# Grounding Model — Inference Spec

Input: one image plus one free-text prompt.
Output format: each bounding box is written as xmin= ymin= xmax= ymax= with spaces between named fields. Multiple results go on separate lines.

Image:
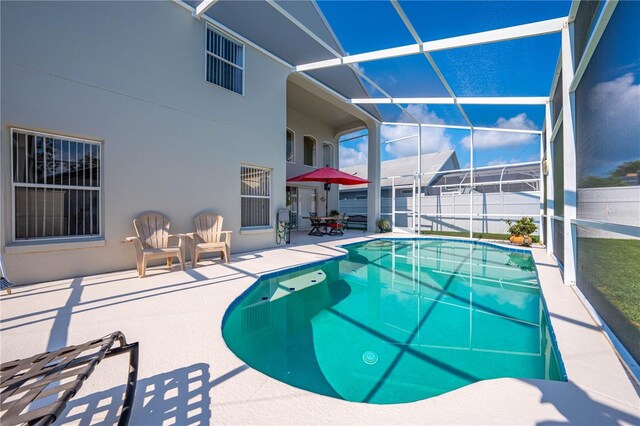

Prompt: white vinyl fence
xmin=340 ymin=191 xmax=541 ymax=235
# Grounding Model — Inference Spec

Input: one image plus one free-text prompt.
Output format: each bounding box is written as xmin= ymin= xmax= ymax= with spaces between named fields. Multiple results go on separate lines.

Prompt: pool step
xmin=269 ymin=270 xmax=327 ymax=302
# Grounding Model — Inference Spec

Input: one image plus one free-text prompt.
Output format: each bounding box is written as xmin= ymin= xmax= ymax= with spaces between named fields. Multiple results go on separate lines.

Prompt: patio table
xmin=303 ymin=216 xmax=337 ymax=236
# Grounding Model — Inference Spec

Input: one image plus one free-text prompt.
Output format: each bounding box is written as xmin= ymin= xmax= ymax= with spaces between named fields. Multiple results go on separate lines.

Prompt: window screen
xmin=241 ymin=165 xmax=271 ymax=228
xmin=206 ymin=26 xmax=244 ymax=94
xmin=12 ymin=129 xmax=101 ymax=240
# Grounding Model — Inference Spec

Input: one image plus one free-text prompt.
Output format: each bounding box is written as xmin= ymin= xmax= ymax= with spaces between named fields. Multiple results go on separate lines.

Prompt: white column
xmin=544 ymin=102 xmax=555 ymax=255
xmin=538 ymin=133 xmax=545 ymax=246
xmin=417 ymin=124 xmax=422 ymax=234
xmin=412 ymin=175 xmax=417 ymax=230
xmin=391 ymin=177 xmax=396 ymax=230
xmin=561 ymin=22 xmax=577 ymax=285
xmin=469 ymin=129 xmax=474 ymax=238
xmin=367 ymin=122 xmax=381 ymax=232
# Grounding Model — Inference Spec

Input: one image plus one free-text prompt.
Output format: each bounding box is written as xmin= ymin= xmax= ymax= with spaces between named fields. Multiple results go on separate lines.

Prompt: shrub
xmin=376 ymin=218 xmax=391 ymax=233
xmin=505 ymin=217 xmax=537 ymax=236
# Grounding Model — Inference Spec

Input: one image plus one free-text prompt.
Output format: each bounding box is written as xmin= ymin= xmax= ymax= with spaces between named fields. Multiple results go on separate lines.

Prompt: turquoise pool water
xmin=222 ymin=239 xmax=565 ymax=404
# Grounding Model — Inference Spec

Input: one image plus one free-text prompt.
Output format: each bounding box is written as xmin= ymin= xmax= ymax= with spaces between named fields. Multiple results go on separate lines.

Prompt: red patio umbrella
xmin=287 ymin=167 xmax=370 ymax=216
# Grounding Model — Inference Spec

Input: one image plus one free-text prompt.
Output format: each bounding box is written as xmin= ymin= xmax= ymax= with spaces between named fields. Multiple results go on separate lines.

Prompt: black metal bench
xmin=345 ymin=215 xmax=367 ymax=231
xmin=0 ymin=331 xmax=138 ymax=426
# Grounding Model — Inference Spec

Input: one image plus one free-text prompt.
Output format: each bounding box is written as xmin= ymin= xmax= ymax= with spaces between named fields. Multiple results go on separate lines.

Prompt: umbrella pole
xmin=324 ymin=182 xmax=331 ymax=216
xmin=326 ymin=190 xmax=328 ymax=217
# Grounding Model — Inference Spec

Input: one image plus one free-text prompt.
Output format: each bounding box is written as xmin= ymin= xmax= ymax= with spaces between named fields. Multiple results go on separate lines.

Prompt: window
xmin=241 ymin=165 xmax=271 ymax=228
xmin=11 ymin=129 xmax=101 ymax=240
xmin=206 ymin=25 xmax=244 ymax=95
xmin=303 ymin=136 xmax=316 ymax=167
xmin=286 ymin=129 xmax=294 ymax=163
xmin=322 ymin=142 xmax=333 ymax=168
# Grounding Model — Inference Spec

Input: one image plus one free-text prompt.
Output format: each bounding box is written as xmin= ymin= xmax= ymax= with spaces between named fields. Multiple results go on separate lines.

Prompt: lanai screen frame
xmin=289 ymin=0 xmax=552 ymax=241
xmin=180 ymin=0 xmax=636 ymax=268
xmin=181 ymin=0 xmax=638 ymax=378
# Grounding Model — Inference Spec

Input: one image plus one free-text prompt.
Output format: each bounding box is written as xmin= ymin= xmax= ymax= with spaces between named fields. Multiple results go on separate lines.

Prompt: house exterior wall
xmin=1 ymin=1 xmax=290 ymax=284
xmin=285 ymin=108 xmax=338 ymax=221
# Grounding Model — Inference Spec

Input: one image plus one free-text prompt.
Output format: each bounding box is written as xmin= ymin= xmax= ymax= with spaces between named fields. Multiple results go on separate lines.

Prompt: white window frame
xmin=303 ymin=135 xmax=317 ymax=168
xmin=322 ymin=141 xmax=334 ymax=168
xmin=10 ymin=128 xmax=103 ymax=242
xmin=240 ymin=164 xmax=272 ymax=229
xmin=286 ymin=128 xmax=295 ymax=164
xmin=205 ymin=23 xmax=245 ymax=96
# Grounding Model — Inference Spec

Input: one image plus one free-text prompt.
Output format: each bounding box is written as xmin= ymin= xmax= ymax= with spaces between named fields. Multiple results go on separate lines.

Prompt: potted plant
xmin=376 ymin=218 xmax=392 ymax=233
xmin=505 ymin=217 xmax=537 ymax=246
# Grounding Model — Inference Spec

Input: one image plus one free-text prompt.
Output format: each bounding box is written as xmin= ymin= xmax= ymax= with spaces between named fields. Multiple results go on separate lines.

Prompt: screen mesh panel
xmin=576 ymin=226 xmax=639 ymax=363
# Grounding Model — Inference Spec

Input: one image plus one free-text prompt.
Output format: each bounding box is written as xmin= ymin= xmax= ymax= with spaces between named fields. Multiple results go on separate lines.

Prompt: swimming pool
xmin=222 ymin=238 xmax=565 ymax=404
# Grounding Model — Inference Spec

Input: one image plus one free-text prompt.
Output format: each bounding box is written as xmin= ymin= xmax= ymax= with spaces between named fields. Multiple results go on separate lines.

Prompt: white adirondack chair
xmin=124 ymin=212 xmax=186 ymax=278
xmin=188 ymin=212 xmax=232 ymax=267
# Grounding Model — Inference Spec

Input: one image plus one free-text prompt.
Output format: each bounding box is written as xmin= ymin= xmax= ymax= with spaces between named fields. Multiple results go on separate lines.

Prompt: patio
xmin=1 ymin=235 xmax=638 ymax=425
xmin=1 ymin=0 xmax=638 ymax=424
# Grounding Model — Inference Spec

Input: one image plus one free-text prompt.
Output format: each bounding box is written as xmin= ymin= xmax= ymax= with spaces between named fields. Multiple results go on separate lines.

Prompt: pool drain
xmin=362 ymin=351 xmax=379 ymax=365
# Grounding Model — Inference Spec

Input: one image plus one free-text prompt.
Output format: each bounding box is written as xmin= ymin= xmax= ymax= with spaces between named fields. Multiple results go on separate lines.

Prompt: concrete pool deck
xmin=1 ymin=233 xmax=638 ymax=425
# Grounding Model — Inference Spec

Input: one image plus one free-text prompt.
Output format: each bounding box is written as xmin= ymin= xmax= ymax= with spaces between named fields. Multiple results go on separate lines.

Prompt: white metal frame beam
xmin=544 ymin=101 xmax=555 ymax=255
xmin=265 ymin=0 xmax=422 ymax=125
xmin=351 ymin=97 xmax=549 ymax=105
xmin=424 ymin=17 xmax=566 ymax=52
xmin=458 ymin=96 xmax=549 ymax=105
xmin=295 ymin=17 xmax=566 ymax=72
xmin=268 ymin=0 xmax=553 ymax=138
xmin=381 ymin=121 xmax=542 ymax=135
xmin=390 ymin=0 xmax=473 ymax=152
xmin=193 ymin=0 xmax=218 ymax=18
xmin=569 ymin=0 xmax=618 ymax=92
xmin=561 ymin=21 xmax=577 ymax=286
xmin=265 ymin=0 xmax=342 ymax=58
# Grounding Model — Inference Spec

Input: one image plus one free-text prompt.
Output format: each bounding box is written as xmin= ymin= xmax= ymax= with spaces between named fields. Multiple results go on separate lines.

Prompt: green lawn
xmin=577 ymin=238 xmax=640 ymax=330
xmin=420 ymin=230 xmax=540 ymax=243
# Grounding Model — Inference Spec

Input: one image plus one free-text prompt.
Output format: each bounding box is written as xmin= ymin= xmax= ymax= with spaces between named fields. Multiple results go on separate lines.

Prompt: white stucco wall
xmin=1 ymin=1 xmax=290 ymax=284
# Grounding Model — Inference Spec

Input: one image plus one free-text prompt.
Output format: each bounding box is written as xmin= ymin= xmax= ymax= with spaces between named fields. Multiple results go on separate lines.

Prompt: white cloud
xmin=382 ymin=105 xmax=453 ymax=159
xmin=486 ymin=159 xmax=510 ymax=166
xmin=485 ymin=157 xmax=532 ymax=167
xmin=339 ymin=141 xmax=368 ymax=167
xmin=352 ymin=63 xmax=366 ymax=75
xmin=578 ymin=72 xmax=640 ymax=173
xmin=461 ymin=113 xmax=538 ymax=150
xmin=590 ymin=73 xmax=640 ymax=116
xmin=474 ymin=285 xmax=532 ymax=309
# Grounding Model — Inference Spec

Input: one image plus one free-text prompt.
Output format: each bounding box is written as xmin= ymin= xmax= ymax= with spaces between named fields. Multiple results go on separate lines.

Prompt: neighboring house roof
xmin=430 ymin=163 xmax=540 ymax=186
xmin=195 ymin=0 xmax=381 ymax=121
xmin=340 ymin=150 xmax=459 ymax=190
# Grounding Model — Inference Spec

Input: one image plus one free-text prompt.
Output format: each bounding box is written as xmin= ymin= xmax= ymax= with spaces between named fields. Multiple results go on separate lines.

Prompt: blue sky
xmin=315 ymin=0 xmax=574 ymax=169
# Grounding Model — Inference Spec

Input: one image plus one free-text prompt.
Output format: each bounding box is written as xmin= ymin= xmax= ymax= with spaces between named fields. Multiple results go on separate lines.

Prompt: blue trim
xmin=339 ymin=236 xmax=533 ymax=254
xmin=534 ymin=266 xmax=570 ymax=381
xmin=258 ymin=255 xmax=347 ymax=281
